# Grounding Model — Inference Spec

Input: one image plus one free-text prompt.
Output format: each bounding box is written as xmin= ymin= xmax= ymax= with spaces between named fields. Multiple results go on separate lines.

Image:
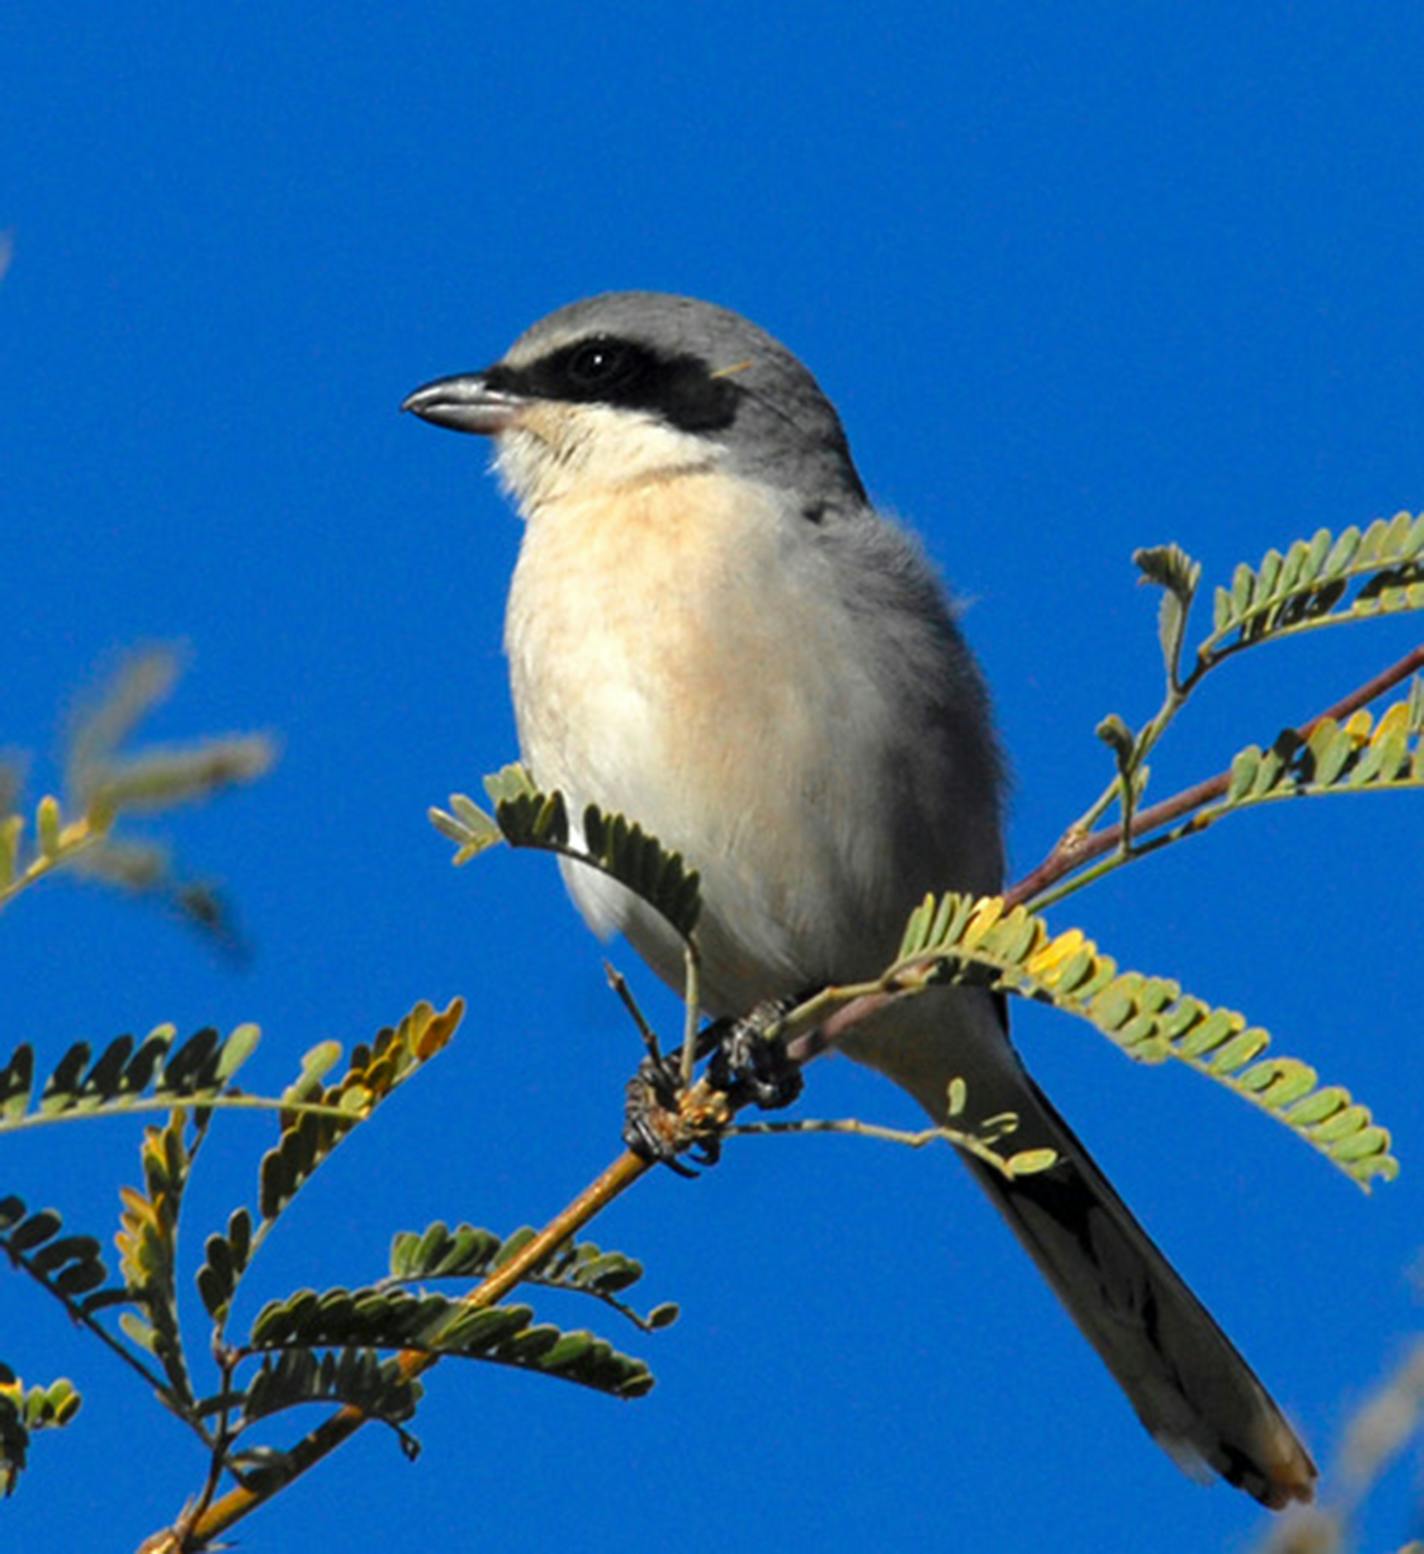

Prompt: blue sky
xmin=4 ymin=5 xmax=1423 ymax=1550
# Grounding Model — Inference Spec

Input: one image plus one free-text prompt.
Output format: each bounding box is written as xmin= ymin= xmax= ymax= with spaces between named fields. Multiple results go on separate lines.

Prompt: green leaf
xmin=0 ymin=1021 xmax=271 ymax=1133
xmin=482 ymin=761 xmax=540 ymax=808
xmin=0 ymin=1197 xmax=124 ymax=1329
xmin=578 ymin=803 xmax=701 ymax=937
xmin=81 ymin=740 xmax=275 ymax=818
xmin=428 ymin=795 xmax=503 ymax=864
xmin=1198 ymin=512 xmax=1424 ymax=665
xmin=1211 ymin=584 xmax=1233 ymax=633
xmin=384 ymin=1223 xmax=675 ymax=1333
xmin=479 ymin=763 xmax=569 ymax=850
xmin=1135 ymin=544 xmax=1202 ymax=686
xmin=243 ymin=1284 xmax=654 ymax=1400
xmin=1203 ymin=697 xmax=1424 ymax=826
xmin=118 ymin=1313 xmax=156 ymax=1352
xmin=1226 ymin=748 xmax=1260 ymax=803
xmin=1094 ymin=714 xmax=1134 ymax=763
xmin=466 ymin=767 xmax=702 ymax=941
xmin=233 ymin=1347 xmax=422 ymax=1458
xmin=1323 ymin=525 xmax=1362 ymax=576
xmin=214 ymin=1024 xmax=261 ymax=1084
xmin=196 ymin=1208 xmax=252 ymax=1325
xmin=1134 ymin=543 xmax=1202 ymax=599
xmin=114 ymin=1115 xmax=197 ymax=1405
xmin=0 ymin=816 xmax=21 ymax=890
xmin=6 ymin=1208 xmax=61 ymax=1254
xmin=35 ymin=797 xmax=61 ymax=859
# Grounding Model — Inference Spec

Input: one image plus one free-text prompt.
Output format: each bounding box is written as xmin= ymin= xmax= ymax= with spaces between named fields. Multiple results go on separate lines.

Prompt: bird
xmin=402 ymin=290 xmax=1317 ymax=1509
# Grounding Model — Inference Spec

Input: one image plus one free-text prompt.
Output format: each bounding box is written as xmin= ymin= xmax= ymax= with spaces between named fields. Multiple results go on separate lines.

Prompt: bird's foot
xmin=706 ymin=997 xmax=804 ymax=1112
xmin=623 ymin=1046 xmax=731 ymax=1175
xmin=622 ymin=1000 xmax=803 ymax=1172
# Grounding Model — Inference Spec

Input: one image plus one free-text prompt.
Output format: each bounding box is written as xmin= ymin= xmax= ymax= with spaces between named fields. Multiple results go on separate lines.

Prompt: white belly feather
xmin=504 ymin=468 xmax=995 ymax=1016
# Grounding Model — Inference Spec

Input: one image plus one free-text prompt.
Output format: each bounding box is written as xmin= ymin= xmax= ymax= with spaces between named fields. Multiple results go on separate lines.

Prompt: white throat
xmin=493 ymin=401 xmax=724 ymax=513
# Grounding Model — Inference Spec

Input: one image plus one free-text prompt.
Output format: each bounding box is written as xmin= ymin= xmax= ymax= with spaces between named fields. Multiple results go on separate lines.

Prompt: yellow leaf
xmin=961 ymin=896 xmax=1005 ymax=951
xmin=1026 ymin=928 xmax=1089 ymax=979
xmin=1372 ymin=701 xmax=1412 ymax=742
xmin=36 ymin=796 xmax=61 ymax=858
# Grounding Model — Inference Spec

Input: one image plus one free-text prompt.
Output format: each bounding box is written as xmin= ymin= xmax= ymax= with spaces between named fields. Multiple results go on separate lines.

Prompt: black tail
xmin=960 ymin=1068 xmax=1316 ymax=1508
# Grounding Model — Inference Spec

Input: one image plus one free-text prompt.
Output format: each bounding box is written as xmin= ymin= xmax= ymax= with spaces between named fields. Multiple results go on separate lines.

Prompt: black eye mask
xmin=488 ymin=335 xmax=741 ymax=433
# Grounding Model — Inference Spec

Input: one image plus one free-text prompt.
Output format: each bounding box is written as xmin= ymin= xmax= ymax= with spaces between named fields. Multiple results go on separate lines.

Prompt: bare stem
xmin=726 ymin=1115 xmax=1043 ymax=1177
xmin=604 ymin=962 xmax=661 ymax=1060
xmin=1009 ymin=641 xmax=1423 ymax=909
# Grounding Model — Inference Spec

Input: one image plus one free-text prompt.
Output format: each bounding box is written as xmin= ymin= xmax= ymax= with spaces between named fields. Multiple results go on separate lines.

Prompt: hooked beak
xmin=401 ymin=372 xmax=527 ymax=435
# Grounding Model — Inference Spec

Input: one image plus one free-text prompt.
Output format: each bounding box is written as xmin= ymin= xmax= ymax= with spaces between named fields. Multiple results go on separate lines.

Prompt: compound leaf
xmin=0 ymin=1022 xmax=262 ymax=1133
xmin=244 ymin=1284 xmax=653 ymax=1400
xmin=894 ymin=893 xmax=1398 ymax=1189
xmin=385 ymin=1222 xmax=677 ymax=1334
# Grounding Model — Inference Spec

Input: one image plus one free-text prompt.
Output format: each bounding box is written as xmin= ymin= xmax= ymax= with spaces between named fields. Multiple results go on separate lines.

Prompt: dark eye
xmin=564 ymin=338 xmax=639 ymax=391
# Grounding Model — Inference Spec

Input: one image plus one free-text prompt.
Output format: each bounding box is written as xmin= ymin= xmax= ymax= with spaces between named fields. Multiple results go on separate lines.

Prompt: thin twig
xmin=679 ymin=945 xmax=702 ymax=1091
xmin=726 ymin=1115 xmax=1047 ymax=1177
xmin=1008 ymin=641 xmax=1423 ymax=908
xmin=604 ymin=962 xmax=661 ymax=1061
xmin=190 ymin=1349 xmax=240 ymax=1530
xmin=24 ymin=1268 xmax=172 ymax=1408
xmin=0 ymin=811 xmax=110 ymax=909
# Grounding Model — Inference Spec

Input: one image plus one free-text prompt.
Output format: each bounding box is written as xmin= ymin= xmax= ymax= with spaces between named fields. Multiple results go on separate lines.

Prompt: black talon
xmin=623 ymin=1049 xmax=694 ymax=1172
xmin=623 ymin=1046 xmax=731 ymax=1174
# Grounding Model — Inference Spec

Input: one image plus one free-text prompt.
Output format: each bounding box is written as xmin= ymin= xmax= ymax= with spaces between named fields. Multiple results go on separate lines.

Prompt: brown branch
xmin=1006 ymin=640 xmax=1424 ymax=908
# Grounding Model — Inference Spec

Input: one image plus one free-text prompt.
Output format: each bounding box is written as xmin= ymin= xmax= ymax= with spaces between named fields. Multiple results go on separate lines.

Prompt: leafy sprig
xmin=385 ymin=1221 xmax=680 ymax=1335
xmin=0 ymin=1367 xmax=80 ymax=1497
xmin=432 ymin=763 xmax=705 ymax=1075
xmin=432 ymin=763 xmax=701 ymax=938
xmin=1025 ymin=516 xmax=1424 ymax=910
xmin=245 ymin=1285 xmax=654 ymax=1399
xmin=890 ymin=894 xmax=1397 ymax=1188
xmin=0 ymin=1023 xmax=262 ymax=1133
xmin=1 ymin=650 xmax=275 ymax=940
xmin=1199 ymin=513 xmax=1424 ymax=666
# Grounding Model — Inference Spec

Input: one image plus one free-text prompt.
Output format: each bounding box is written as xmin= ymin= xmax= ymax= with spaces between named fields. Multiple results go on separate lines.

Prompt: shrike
xmin=403 ymin=291 xmax=1316 ymax=1508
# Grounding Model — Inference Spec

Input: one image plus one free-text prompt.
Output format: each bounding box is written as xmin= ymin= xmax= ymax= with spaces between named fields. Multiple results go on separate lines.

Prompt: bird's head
xmin=402 ymin=290 xmax=867 ymax=514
